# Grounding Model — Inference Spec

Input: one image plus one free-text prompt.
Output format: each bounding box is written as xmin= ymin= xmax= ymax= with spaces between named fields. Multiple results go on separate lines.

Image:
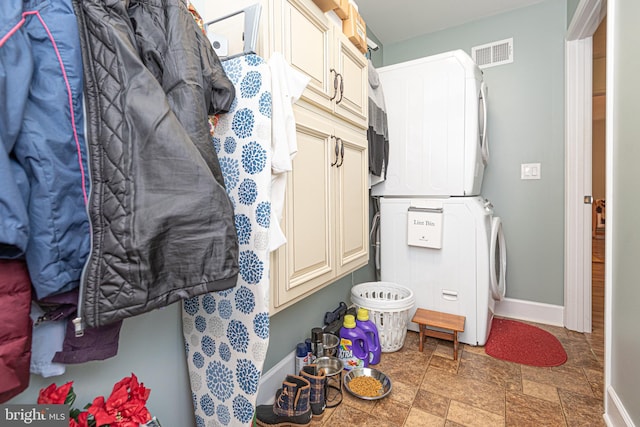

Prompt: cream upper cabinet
xmin=277 ymin=0 xmax=332 ymax=109
xmin=271 ymin=103 xmax=368 ymax=312
xmin=276 ymin=0 xmax=368 ymax=129
xmin=332 ymin=31 xmax=368 ymax=128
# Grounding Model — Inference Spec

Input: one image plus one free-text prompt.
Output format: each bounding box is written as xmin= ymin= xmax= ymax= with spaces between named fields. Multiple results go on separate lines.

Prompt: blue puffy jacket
xmin=0 ymin=0 xmax=90 ymax=299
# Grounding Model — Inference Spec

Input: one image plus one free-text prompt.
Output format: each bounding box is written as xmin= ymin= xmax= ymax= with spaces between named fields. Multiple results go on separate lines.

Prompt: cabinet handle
xmin=336 ymin=137 xmax=344 ymax=168
xmin=330 ymin=136 xmax=339 ymax=166
xmin=329 ymin=68 xmax=338 ymax=101
xmin=336 ymin=73 xmax=344 ymax=104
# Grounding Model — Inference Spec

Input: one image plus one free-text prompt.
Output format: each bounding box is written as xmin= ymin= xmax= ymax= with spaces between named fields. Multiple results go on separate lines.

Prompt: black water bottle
xmin=311 ymin=327 xmax=324 ymax=358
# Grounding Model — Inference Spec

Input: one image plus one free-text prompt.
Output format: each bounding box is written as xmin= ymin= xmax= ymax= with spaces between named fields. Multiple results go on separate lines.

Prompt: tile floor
xmin=313 ymin=325 xmax=605 ymax=427
xmin=308 ymin=236 xmax=606 ymax=426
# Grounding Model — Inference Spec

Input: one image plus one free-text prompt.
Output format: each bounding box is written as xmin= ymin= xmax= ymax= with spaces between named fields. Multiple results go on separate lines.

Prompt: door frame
xmin=564 ymin=0 xmax=606 ymax=333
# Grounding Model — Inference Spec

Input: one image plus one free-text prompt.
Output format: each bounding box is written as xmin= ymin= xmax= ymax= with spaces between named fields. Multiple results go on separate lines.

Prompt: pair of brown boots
xmin=255 ymin=364 xmax=326 ymax=426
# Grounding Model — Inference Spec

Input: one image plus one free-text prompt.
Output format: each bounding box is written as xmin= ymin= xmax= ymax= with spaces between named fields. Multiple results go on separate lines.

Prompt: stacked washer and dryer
xmin=371 ymin=50 xmax=506 ymax=346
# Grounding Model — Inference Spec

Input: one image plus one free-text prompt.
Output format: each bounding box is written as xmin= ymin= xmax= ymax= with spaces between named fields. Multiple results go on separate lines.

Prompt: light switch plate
xmin=521 ymin=163 xmax=541 ymax=180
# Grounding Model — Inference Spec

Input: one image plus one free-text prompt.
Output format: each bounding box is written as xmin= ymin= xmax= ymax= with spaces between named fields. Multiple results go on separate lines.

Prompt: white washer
xmin=379 ymin=196 xmax=506 ymax=346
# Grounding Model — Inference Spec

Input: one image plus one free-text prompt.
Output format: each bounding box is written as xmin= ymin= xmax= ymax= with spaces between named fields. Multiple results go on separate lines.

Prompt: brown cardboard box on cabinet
xmin=342 ymin=4 xmax=367 ymax=53
xmin=334 ymin=0 xmax=349 ymax=19
xmin=312 ymin=0 xmax=339 ymax=12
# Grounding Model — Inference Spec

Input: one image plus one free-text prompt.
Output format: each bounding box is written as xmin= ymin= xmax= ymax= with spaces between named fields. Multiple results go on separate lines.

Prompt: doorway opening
xmin=563 ymin=0 xmax=606 ymax=339
xmin=588 ymin=16 xmax=606 ymax=363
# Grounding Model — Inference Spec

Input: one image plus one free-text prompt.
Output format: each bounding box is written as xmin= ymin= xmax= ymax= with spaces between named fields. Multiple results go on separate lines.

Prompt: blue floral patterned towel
xmin=183 ymin=53 xmax=271 ymax=427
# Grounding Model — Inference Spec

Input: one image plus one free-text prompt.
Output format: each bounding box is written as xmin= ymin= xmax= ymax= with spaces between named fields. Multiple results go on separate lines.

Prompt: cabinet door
xmin=333 ymin=120 xmax=369 ymax=276
xmin=274 ymin=105 xmax=335 ymax=309
xmin=334 ymin=32 xmax=368 ymax=129
xmin=278 ymin=0 xmax=334 ymax=113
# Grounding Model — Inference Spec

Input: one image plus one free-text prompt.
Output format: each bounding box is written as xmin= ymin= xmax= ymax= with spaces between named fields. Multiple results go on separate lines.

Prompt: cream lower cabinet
xmin=270 ymin=103 xmax=369 ymax=312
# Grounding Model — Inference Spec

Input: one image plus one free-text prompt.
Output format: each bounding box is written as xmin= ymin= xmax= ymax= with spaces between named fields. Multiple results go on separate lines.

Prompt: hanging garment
xmin=0 ymin=0 xmax=90 ymax=300
xmin=30 ymin=287 xmax=123 ymax=376
xmin=0 ymin=260 xmax=32 ymax=403
xmin=367 ymin=59 xmax=389 ymax=179
xmin=29 ymin=302 xmax=66 ymax=378
xmin=268 ymin=52 xmax=310 ymax=251
xmin=35 ymin=288 xmax=123 ymax=364
xmin=128 ymin=0 xmax=235 ymax=187
xmin=72 ymin=0 xmax=239 ymax=329
xmin=183 ymin=54 xmax=272 ymax=427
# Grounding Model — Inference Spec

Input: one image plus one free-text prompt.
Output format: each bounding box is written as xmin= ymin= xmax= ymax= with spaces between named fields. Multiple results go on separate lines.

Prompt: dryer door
xmin=490 ymin=216 xmax=506 ymax=300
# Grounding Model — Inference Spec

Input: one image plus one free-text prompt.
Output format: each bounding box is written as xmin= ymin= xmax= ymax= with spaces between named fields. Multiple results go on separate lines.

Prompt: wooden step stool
xmin=411 ymin=308 xmax=465 ymax=360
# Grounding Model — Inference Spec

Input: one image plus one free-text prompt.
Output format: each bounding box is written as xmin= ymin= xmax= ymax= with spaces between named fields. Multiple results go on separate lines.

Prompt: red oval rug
xmin=484 ymin=318 xmax=567 ymax=367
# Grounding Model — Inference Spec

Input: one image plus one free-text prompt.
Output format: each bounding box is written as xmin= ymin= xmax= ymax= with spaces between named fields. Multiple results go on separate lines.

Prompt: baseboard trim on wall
xmin=604 ymin=385 xmax=636 ymax=427
xmin=494 ymin=297 xmax=565 ymax=326
xmin=257 ymin=351 xmax=295 ymax=406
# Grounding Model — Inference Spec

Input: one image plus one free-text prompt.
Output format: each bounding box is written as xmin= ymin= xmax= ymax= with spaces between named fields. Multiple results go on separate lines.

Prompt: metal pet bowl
xmin=315 ymin=356 xmax=343 ymax=377
xmin=322 ymin=333 xmax=339 ymax=357
xmin=343 ymin=367 xmax=392 ymax=400
xmin=315 ymin=356 xmax=344 ymax=408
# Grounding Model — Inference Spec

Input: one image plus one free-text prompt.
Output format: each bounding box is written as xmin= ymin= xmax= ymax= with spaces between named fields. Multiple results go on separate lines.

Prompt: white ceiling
xmin=357 ymin=0 xmax=547 ymax=46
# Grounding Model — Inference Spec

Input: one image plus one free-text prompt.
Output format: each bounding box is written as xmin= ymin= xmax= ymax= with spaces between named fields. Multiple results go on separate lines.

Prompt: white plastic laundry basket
xmin=350 ymin=282 xmax=415 ymax=352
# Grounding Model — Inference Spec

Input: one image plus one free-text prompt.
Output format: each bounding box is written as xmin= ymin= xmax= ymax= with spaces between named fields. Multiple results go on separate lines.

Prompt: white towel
xmin=267 ymin=52 xmax=310 ymax=251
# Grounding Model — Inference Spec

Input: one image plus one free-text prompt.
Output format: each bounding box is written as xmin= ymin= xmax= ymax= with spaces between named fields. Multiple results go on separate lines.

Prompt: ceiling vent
xmin=471 ymin=38 xmax=514 ymax=69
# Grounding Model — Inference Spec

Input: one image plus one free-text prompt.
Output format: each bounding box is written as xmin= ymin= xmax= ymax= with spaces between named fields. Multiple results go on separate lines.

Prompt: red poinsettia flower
xmin=69 ymin=411 xmax=90 ymax=427
xmin=88 ymin=373 xmax=151 ymax=427
xmin=37 ymin=381 xmax=74 ymax=405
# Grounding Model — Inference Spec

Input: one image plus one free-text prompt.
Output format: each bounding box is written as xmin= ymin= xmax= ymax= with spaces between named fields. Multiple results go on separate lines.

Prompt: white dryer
xmin=371 ymin=50 xmax=488 ymax=197
xmin=379 ymin=196 xmax=506 ymax=346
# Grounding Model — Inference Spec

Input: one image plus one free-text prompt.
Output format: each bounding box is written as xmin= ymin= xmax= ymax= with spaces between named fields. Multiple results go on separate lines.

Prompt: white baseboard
xmin=494 ymin=297 xmax=565 ymax=326
xmin=257 ymin=351 xmax=295 ymax=405
xmin=604 ymin=386 xmax=636 ymax=427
